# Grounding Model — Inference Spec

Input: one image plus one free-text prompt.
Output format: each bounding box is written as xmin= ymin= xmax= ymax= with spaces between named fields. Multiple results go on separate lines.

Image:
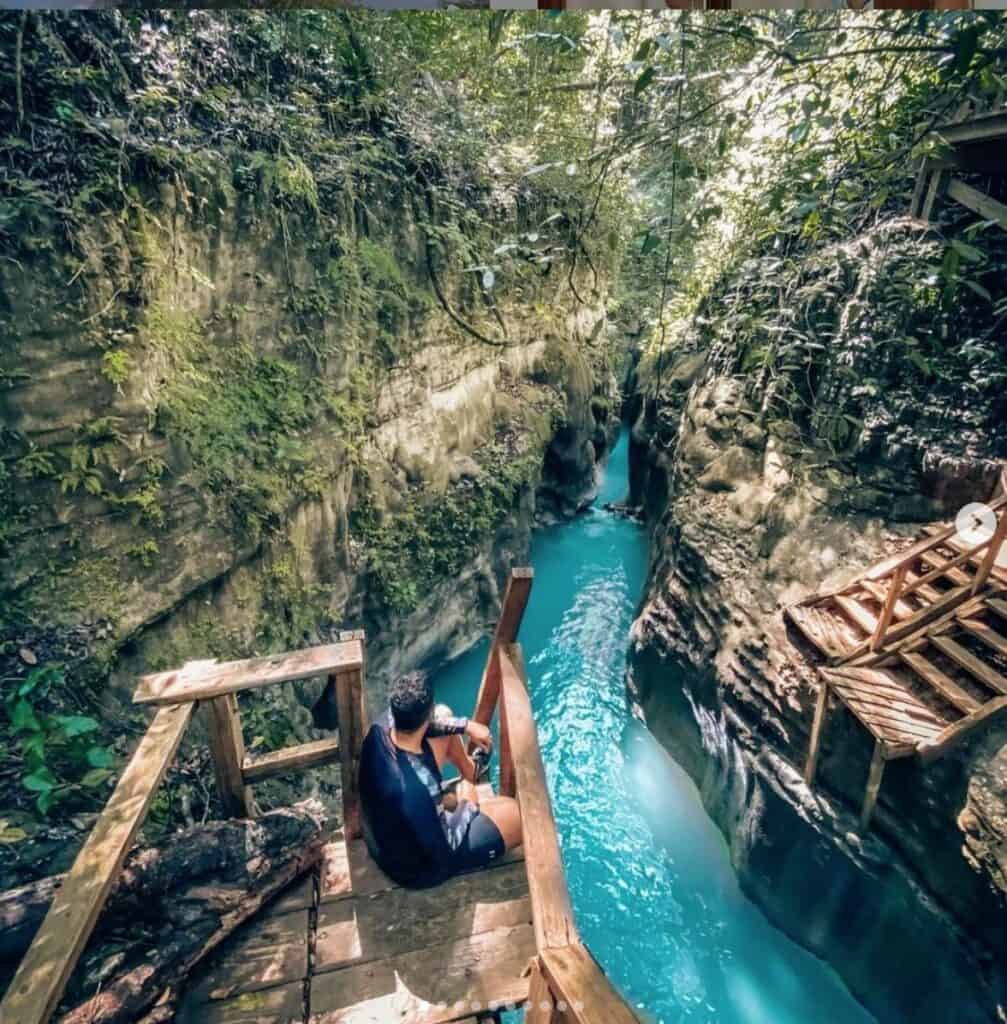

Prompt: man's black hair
xmin=389 ymin=670 xmax=434 ymax=732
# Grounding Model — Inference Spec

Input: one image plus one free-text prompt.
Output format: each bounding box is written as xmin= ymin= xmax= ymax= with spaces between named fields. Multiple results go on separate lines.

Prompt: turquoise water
xmin=432 ymin=432 xmax=875 ymax=1024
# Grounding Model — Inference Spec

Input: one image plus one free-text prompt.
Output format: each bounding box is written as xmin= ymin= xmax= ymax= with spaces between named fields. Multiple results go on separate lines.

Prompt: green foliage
xmin=100 ymin=349 xmax=131 ymax=387
xmin=352 ymin=439 xmax=542 ymax=615
xmin=3 ymin=664 xmax=116 ymax=816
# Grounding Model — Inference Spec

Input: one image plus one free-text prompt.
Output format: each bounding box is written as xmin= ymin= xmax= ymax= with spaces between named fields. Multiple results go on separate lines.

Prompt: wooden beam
xmin=0 ymin=704 xmax=193 ymax=1024
xmin=497 ymin=649 xmax=516 ymax=800
xmin=526 ymin=956 xmax=559 ymax=1024
xmin=930 ymin=635 xmax=1007 ymax=696
xmin=804 ymin=676 xmax=830 ymax=786
xmin=920 ymin=167 xmax=947 ymax=221
xmin=242 ymin=737 xmax=341 ymax=783
xmin=870 ymin=564 xmax=907 ymax=651
xmin=204 ymin=693 xmax=257 ymax=819
xmin=134 ymin=641 xmax=363 ymax=706
xmin=899 ymin=651 xmax=980 ymax=714
xmin=834 ymin=595 xmax=878 ymax=636
xmin=946 ymin=178 xmax=1007 ymax=233
xmin=859 ymin=740 xmax=887 ymax=832
xmin=540 ymin=942 xmax=640 ymax=1024
xmin=336 ymin=651 xmax=368 ymax=839
xmin=938 ymin=111 xmax=1007 ymax=145
xmin=499 ymin=644 xmax=579 ymax=951
xmin=472 ymin=568 xmax=534 ymax=728
xmin=959 ymin=617 xmax=1007 ymax=660
xmin=917 ymin=697 xmax=1007 ymax=762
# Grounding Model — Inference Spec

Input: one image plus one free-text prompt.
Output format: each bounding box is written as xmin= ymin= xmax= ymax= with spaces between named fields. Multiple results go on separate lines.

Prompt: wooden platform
xmin=178 ymin=811 xmax=534 ymax=1023
xmin=793 ymin=477 xmax=1007 ymax=828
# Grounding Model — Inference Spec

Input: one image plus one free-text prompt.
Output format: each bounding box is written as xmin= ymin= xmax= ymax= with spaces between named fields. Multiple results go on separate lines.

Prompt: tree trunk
xmin=0 ymin=804 xmax=326 ymax=1024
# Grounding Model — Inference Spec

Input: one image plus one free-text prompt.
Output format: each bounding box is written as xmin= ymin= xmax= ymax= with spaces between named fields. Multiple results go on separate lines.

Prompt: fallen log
xmin=0 ymin=803 xmax=325 ymax=1024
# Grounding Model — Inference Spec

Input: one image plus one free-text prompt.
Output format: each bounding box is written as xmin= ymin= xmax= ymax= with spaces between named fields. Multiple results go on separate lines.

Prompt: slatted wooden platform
xmin=794 ymin=472 xmax=1007 ymax=828
xmin=178 ymin=816 xmax=535 ymax=1024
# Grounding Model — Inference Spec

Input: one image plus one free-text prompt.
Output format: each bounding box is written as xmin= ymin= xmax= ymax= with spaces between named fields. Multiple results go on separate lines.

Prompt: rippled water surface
xmin=433 ymin=432 xmax=875 ymax=1024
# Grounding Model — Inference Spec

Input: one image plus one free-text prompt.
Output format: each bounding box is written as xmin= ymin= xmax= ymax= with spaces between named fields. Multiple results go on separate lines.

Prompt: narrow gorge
xmin=2 ymin=10 xmax=1007 ymax=1024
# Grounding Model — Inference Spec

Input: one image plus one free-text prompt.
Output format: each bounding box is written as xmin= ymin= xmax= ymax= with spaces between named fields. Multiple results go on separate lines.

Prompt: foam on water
xmin=432 ymin=432 xmax=875 ymax=1024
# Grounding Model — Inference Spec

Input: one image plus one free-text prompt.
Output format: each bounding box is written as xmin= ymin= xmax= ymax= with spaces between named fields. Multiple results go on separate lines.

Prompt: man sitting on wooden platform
xmin=359 ymin=670 xmax=523 ymax=888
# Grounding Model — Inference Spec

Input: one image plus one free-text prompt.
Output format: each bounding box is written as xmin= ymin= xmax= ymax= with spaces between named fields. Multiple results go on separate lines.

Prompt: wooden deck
xmin=178 ymin=816 xmax=535 ymax=1024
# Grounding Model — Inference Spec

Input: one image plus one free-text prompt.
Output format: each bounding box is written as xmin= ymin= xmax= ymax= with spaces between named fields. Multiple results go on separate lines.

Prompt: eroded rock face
xmin=627 ymin=362 xmax=1007 ymax=1023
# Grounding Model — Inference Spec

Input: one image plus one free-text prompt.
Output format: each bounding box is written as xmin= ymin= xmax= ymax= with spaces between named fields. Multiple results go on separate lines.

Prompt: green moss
xmin=351 ymin=435 xmax=543 ymax=615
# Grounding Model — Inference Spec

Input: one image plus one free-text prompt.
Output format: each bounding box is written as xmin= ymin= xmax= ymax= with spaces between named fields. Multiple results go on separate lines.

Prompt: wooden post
xmin=204 ymin=694 xmax=257 ymax=819
xmin=920 ymin=168 xmax=947 ymax=222
xmin=909 ymin=159 xmax=930 ymax=218
xmin=971 ymin=508 xmax=1007 ymax=595
xmin=471 ymin=568 xmax=534 ymax=729
xmin=859 ymin=741 xmax=887 ymax=832
xmin=804 ymin=676 xmax=830 ymax=786
xmin=497 ymin=648 xmax=516 ymax=799
xmin=336 ymin=634 xmax=368 ymax=839
xmin=870 ymin=564 xmax=907 ymax=652
xmin=525 ymin=957 xmax=558 ymax=1024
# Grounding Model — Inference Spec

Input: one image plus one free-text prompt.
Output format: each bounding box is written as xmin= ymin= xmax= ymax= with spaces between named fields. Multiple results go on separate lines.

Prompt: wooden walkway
xmin=789 ymin=470 xmax=1007 ymax=828
xmin=178 ymin=815 xmax=535 ymax=1024
xmin=1 ymin=569 xmax=639 ymax=1024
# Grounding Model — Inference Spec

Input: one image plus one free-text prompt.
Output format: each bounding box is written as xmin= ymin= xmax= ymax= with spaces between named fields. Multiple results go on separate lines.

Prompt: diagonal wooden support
xmin=804 ymin=676 xmax=830 ymax=787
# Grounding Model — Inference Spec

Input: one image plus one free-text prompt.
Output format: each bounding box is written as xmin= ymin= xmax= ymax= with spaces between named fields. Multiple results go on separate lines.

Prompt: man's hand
xmin=465 ymin=720 xmax=493 ymax=754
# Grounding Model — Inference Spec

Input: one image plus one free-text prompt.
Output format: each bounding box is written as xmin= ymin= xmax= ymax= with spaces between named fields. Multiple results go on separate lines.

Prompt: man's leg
xmin=476 ymin=795 xmax=522 ymax=851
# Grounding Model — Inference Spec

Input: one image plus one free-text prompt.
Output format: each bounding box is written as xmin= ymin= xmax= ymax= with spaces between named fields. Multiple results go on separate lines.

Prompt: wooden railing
xmin=474 ymin=569 xmax=640 ymax=1024
xmin=0 ymin=634 xmax=367 ymax=1024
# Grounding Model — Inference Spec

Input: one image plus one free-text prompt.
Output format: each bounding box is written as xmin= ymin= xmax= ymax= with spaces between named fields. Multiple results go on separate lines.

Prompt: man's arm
xmin=429 ymin=706 xmax=493 ymax=753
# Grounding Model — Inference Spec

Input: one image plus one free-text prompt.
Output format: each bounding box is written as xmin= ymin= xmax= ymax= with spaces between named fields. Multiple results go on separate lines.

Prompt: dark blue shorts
xmin=451 ymin=810 xmax=505 ymax=874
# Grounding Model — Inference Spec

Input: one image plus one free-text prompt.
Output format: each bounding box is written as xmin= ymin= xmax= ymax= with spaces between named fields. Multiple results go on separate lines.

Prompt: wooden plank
xmin=243 ymin=737 xmax=341 ymax=783
xmin=920 ymin=167 xmax=946 ymax=221
xmin=804 ymin=676 xmax=829 ymax=786
xmin=825 ymin=666 xmax=939 ymax=705
xmin=784 ymin=604 xmax=853 ymax=661
xmin=869 ymin=564 xmax=907 ymax=651
xmin=500 ymin=644 xmax=579 ymax=951
xmin=336 ymin=658 xmax=368 ymax=840
xmin=860 ymin=578 xmax=917 ymax=620
xmin=946 ymin=177 xmax=1007 ymax=232
xmin=836 ymin=702 xmax=941 ymax=743
xmin=134 ymin=641 xmax=364 ymax=706
xmin=918 ymin=548 xmax=972 ymax=587
xmin=0 ymin=704 xmax=194 ymax=1024
xmin=205 ymin=694 xmax=257 ymax=819
xmin=930 ymin=636 xmax=1007 ymax=696
xmin=900 ymin=651 xmax=980 ymax=714
xmin=829 ymin=685 xmax=944 ymax=732
xmin=184 ymin=908 xmax=310 ymax=1003
xmin=526 ymin=957 xmax=559 ymax=1024
xmin=960 ymin=618 xmax=1007 ymax=660
xmin=918 ymin=697 xmax=1007 ymax=762
xmin=859 ymin=741 xmax=887 ymax=832
xmin=540 ymin=942 xmax=639 ymax=1024
xmin=471 ymin=568 xmax=534 ymax=728
xmin=314 ymin=861 xmax=530 ymax=974
xmin=902 ymin=570 xmax=944 ymax=605
xmin=308 ymin=922 xmax=535 ymax=1024
xmin=178 ymin=979 xmax=305 ymax=1024
xmin=989 ymin=597 xmax=1007 ymax=623
xmin=834 ymin=595 xmax=877 ymax=636
xmin=938 ymin=110 xmax=1007 ymax=145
